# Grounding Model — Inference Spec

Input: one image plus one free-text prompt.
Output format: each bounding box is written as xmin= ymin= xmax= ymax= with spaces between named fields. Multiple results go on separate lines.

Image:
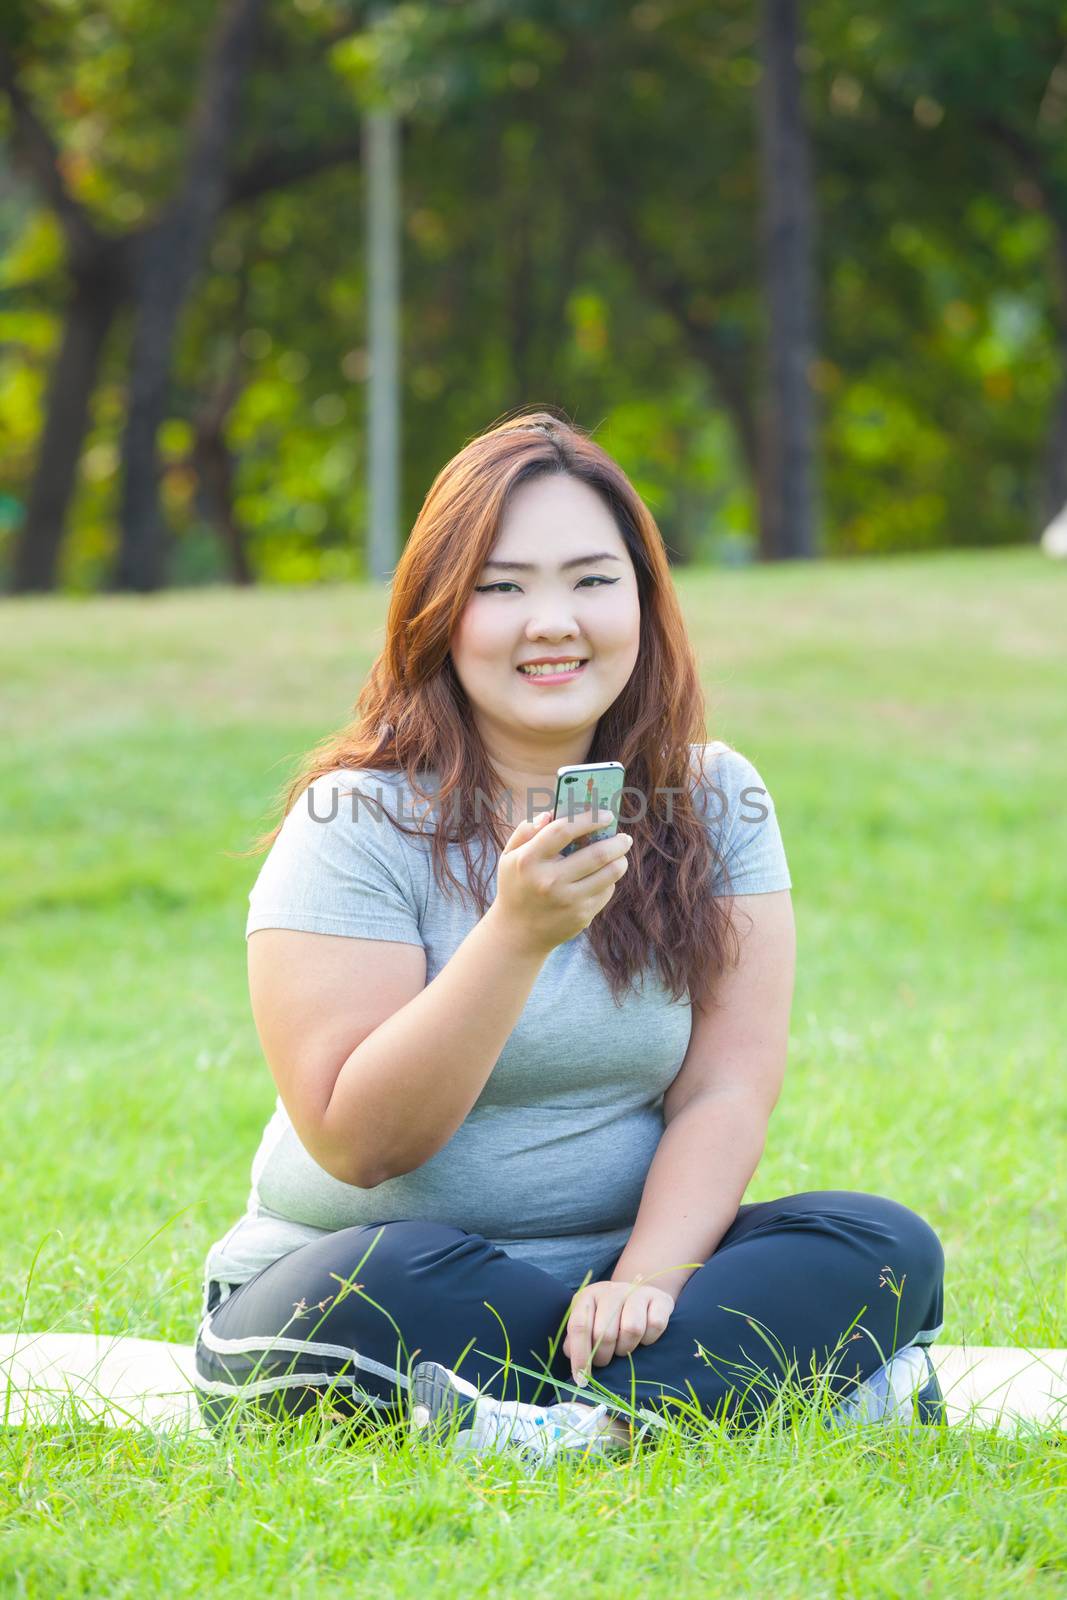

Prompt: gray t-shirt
xmin=199 ymin=741 xmax=792 ymax=1319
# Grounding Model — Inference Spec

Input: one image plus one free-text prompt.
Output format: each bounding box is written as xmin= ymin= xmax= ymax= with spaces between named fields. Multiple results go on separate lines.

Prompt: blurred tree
xmin=756 ymin=0 xmax=819 ymax=559
xmin=814 ymin=0 xmax=1067 ymax=543
xmin=3 ymin=0 xmax=1064 ymax=590
xmin=1 ymin=0 xmax=370 ymax=593
xmin=555 ymin=4 xmax=766 ymax=554
xmin=115 ymin=0 xmax=265 ymax=593
xmin=188 ymin=255 xmax=252 ymax=585
xmin=1 ymin=30 xmax=131 ymax=592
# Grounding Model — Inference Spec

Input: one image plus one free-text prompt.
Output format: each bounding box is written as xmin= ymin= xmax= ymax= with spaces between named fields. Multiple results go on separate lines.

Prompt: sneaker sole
xmin=408 ymin=1361 xmax=622 ymax=1468
xmin=914 ymin=1348 xmax=946 ymax=1425
xmin=409 ymin=1360 xmax=477 ymax=1448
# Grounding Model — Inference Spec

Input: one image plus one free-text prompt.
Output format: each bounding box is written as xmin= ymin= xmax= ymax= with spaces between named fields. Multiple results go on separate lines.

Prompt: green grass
xmin=1 ymin=546 xmax=1064 ymax=1595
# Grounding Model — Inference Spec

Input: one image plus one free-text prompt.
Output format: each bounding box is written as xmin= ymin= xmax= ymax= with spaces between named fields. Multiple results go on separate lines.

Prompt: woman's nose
xmin=524 ymin=616 xmax=580 ymax=638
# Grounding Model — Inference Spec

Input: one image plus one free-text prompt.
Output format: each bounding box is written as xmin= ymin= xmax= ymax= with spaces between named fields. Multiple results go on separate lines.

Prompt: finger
xmin=614 ymin=1309 xmax=650 ymax=1360
xmin=502 ymin=812 xmax=550 ymax=852
xmin=568 ymin=1305 xmax=592 ymax=1385
xmin=589 ymin=1301 xmax=621 ymax=1369
xmin=614 ymin=1289 xmax=660 ymax=1358
xmin=639 ymin=1303 xmax=673 ymax=1346
xmin=548 ymin=805 xmax=614 ymax=845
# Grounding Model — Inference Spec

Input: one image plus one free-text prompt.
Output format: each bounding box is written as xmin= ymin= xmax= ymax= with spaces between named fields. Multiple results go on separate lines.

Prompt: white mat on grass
xmin=0 ymin=1334 xmax=1064 ymax=1437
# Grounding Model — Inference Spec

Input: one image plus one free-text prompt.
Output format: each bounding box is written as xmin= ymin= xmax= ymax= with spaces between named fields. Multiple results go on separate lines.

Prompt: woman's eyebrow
xmin=482 ymin=552 xmax=623 ymax=572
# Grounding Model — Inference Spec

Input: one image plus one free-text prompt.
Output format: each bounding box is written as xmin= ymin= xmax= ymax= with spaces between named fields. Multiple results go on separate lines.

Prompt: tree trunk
xmin=1039 ymin=359 xmax=1067 ymax=535
xmin=3 ymin=18 xmax=372 ymax=594
xmin=113 ymin=226 xmax=174 ymax=591
xmin=10 ymin=256 xmax=124 ymax=593
xmin=756 ymin=0 xmax=819 ymax=561
xmin=111 ymin=0 xmax=265 ymax=592
xmin=192 ymin=376 xmax=253 ymax=585
xmin=1038 ymin=227 xmax=1067 ymax=535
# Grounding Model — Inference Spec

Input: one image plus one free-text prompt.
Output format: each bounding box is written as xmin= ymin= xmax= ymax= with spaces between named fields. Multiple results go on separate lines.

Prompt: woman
xmin=194 ymin=410 xmax=946 ymax=1465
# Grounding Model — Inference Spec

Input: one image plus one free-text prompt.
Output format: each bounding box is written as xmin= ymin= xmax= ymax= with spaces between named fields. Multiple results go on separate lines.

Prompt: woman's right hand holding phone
xmin=490 ymin=806 xmax=633 ymax=958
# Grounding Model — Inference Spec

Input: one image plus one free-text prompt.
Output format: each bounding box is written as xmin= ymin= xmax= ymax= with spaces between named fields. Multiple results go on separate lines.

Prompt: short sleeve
xmin=245 ymin=769 xmax=425 ymax=945
xmin=692 ymin=743 xmax=793 ymax=897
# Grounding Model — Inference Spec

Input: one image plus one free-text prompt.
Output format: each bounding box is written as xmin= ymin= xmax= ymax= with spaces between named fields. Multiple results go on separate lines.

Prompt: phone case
xmin=554 ymin=763 xmax=626 ymax=857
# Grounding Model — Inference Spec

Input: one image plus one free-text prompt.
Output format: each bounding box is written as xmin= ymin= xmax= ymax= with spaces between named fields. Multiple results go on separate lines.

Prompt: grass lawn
xmin=1 ymin=545 xmax=1064 ymax=1595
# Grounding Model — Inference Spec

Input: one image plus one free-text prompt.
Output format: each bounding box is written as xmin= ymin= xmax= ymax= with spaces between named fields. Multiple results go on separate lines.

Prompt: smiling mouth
xmin=516 ymin=660 xmax=589 ymax=680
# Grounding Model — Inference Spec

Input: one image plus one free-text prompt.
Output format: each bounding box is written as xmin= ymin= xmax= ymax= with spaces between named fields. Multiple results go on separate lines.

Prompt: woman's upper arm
xmin=662 ymin=888 xmax=796 ymax=1127
xmin=247 ymin=926 xmax=426 ymax=1184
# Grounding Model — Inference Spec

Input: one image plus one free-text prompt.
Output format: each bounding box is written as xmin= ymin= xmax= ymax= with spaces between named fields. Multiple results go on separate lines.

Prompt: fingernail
xmin=575 ymin=1370 xmax=588 ymax=1387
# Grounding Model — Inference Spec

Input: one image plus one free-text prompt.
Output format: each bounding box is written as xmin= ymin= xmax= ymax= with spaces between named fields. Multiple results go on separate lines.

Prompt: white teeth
xmin=518 ymin=660 xmax=584 ymax=676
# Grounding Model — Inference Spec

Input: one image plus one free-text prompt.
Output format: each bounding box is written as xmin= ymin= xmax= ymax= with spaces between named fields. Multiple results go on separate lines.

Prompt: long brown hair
xmin=237 ymin=407 xmax=742 ymax=1012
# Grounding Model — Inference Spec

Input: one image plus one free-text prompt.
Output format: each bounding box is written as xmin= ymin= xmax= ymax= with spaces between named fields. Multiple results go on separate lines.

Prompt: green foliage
xmin=1 ymin=0 xmax=1064 ymax=590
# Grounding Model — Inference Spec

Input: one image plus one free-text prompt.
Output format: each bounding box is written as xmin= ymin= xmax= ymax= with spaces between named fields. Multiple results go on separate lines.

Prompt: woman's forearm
xmin=610 ymin=1092 xmax=769 ymax=1300
xmin=321 ymin=902 xmax=549 ymax=1186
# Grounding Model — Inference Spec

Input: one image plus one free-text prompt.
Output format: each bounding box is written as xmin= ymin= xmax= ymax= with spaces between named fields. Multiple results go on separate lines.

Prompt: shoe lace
xmin=483 ymin=1399 xmax=612 ymax=1459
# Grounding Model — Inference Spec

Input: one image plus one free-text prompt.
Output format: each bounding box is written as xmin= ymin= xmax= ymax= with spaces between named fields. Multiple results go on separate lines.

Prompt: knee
xmin=904 ymin=1208 xmax=946 ymax=1294
xmin=864 ymin=1194 xmax=945 ymax=1293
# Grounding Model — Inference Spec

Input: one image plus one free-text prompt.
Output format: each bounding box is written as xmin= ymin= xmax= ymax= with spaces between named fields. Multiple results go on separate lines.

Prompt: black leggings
xmin=194 ymin=1189 xmax=946 ymax=1436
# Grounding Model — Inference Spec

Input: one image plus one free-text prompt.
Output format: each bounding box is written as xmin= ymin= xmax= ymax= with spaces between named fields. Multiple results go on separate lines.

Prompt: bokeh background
xmin=4 ymin=0 xmax=1067 ymax=590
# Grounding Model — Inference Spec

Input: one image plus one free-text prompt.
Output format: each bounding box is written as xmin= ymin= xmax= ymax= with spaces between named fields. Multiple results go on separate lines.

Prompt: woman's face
xmin=450 ymin=473 xmax=641 ymax=775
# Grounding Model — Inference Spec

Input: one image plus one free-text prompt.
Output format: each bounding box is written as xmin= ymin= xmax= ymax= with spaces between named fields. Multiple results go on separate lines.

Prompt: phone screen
xmin=552 ymin=762 xmax=626 ymax=857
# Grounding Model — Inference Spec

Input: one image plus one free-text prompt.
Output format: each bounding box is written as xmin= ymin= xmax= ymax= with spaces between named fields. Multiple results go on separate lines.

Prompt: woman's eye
xmin=474 ymin=577 xmax=618 ymax=593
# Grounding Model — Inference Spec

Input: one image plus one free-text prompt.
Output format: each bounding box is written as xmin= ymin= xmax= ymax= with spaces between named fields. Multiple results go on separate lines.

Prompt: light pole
xmin=364 ymin=98 xmax=400 ymax=584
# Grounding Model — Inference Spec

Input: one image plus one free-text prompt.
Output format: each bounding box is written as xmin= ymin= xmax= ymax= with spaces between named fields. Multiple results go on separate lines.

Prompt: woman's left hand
xmin=563 ymin=1279 xmax=676 ymax=1389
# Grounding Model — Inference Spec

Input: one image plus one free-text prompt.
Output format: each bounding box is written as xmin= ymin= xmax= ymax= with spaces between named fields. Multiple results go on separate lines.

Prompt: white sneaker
xmin=826 ymin=1343 xmax=944 ymax=1429
xmin=408 ymin=1360 xmax=633 ymax=1470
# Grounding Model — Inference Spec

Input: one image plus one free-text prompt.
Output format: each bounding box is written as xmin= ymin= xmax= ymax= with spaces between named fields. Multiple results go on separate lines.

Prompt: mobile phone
xmin=552 ymin=762 xmax=626 ymax=857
